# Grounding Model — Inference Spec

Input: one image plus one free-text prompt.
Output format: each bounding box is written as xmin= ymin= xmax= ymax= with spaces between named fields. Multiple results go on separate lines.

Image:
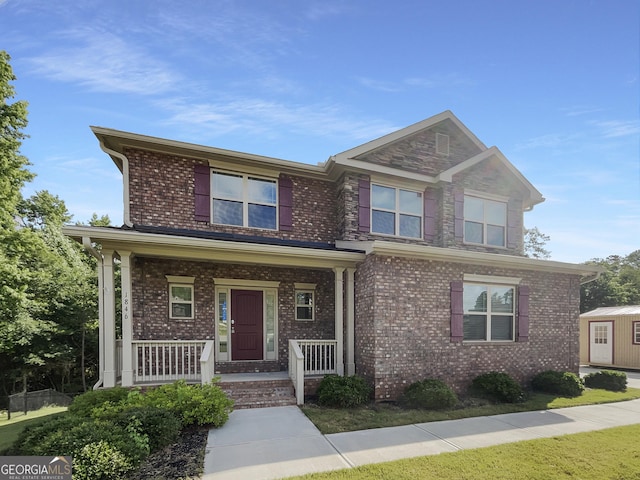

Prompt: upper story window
xmin=463 ymin=282 xmax=515 ymax=341
xmin=212 ymin=171 xmax=277 ymax=229
xmin=371 ymin=184 xmax=422 ymax=238
xmin=464 ymin=195 xmax=506 ymax=247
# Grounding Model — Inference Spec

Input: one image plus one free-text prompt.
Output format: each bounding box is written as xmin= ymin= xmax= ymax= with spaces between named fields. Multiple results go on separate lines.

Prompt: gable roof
xmin=581 ymin=305 xmax=640 ymax=317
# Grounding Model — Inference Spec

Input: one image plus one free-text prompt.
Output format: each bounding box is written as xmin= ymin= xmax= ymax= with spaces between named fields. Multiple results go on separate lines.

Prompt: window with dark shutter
xmin=194 ymin=164 xmax=210 ymax=222
xmin=450 ymin=281 xmax=464 ymax=343
xmin=279 ymin=175 xmax=293 ymax=231
xmin=358 ymin=178 xmax=371 ymax=233
xmin=454 ymin=190 xmax=464 ymax=242
xmin=424 ymin=188 xmax=437 ymax=241
xmin=517 ymin=285 xmax=530 ymax=342
xmin=506 ymin=200 xmax=519 ymax=249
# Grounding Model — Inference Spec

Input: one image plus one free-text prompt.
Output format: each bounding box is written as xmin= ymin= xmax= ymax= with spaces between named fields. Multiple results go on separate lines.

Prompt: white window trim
xmin=295 ymin=284 xmax=316 ymax=322
xmin=211 ymin=170 xmax=278 ymax=230
xmin=166 ymin=275 xmax=195 ymax=320
xmin=633 ymin=322 xmax=640 ymax=345
xmin=370 ymin=182 xmax=423 ymax=239
xmin=463 ymin=281 xmax=516 ymax=343
xmin=463 ymin=194 xmax=507 ymax=248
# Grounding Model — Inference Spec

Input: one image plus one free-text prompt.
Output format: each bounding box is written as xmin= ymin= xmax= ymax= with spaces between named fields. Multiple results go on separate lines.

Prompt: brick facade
xmin=355 ymin=254 xmax=581 ymax=400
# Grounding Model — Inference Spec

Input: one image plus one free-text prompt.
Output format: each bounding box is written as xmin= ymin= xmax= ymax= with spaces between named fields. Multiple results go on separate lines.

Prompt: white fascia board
xmin=64 ymin=226 xmax=364 ymax=269
xmin=336 ymin=240 xmax=603 ymax=280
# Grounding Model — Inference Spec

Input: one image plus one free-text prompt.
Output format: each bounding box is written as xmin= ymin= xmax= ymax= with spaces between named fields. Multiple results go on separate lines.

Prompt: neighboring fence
xmin=7 ymin=389 xmax=72 ymax=420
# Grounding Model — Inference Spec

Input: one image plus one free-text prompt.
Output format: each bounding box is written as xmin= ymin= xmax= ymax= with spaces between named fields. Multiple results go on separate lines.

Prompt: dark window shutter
xmin=450 ymin=281 xmax=464 ymax=343
xmin=506 ymin=200 xmax=519 ymax=249
xmin=194 ymin=164 xmax=210 ymax=222
xmin=424 ymin=188 xmax=437 ymax=241
xmin=358 ymin=178 xmax=371 ymax=233
xmin=279 ymin=175 xmax=293 ymax=231
xmin=454 ymin=190 xmax=464 ymax=242
xmin=517 ymin=285 xmax=530 ymax=342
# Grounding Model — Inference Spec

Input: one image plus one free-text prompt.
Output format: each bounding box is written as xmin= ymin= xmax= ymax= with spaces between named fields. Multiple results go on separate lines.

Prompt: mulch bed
xmin=133 ymin=428 xmax=209 ymax=479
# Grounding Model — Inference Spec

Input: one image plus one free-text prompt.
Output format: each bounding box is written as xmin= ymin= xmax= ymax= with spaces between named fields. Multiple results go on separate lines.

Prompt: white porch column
xmin=102 ymin=250 xmax=117 ymax=388
xmin=333 ymin=267 xmax=345 ymax=376
xmin=119 ymin=251 xmax=134 ymax=387
xmin=345 ymin=268 xmax=356 ymax=376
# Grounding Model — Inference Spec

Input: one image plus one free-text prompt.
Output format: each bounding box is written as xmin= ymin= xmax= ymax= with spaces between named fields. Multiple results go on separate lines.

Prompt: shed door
xmin=589 ymin=321 xmax=613 ymax=365
xmin=231 ymin=290 xmax=264 ymax=361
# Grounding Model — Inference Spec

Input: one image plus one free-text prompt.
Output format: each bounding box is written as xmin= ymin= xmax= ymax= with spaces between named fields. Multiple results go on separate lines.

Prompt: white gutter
xmin=97 ymin=140 xmax=133 ymax=228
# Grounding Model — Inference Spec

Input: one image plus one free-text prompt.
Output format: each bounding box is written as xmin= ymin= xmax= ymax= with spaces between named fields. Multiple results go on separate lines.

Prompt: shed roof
xmin=581 ymin=306 xmax=640 ymax=317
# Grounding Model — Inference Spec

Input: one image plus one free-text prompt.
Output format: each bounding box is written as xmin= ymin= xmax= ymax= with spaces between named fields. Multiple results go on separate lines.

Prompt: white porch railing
xmin=200 ymin=340 xmax=215 ymax=384
xmin=132 ymin=340 xmax=207 ymax=384
xmin=289 ymin=339 xmax=338 ymax=405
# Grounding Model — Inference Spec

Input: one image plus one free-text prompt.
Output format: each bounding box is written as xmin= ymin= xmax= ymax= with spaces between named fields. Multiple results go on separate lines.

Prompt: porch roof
xmin=63 ymin=225 xmax=364 ymax=269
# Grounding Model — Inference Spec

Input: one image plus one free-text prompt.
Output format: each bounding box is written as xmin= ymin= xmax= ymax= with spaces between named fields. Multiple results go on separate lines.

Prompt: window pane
xmin=213 ymin=172 xmax=242 ymax=200
xmin=465 ymin=221 xmax=483 ymax=243
xmin=399 ymin=189 xmax=422 ymax=215
xmin=464 ymin=196 xmax=484 ymax=222
xmin=171 ymin=286 xmax=192 ymax=302
xmin=491 ymin=287 xmax=514 ymax=313
xmin=372 ymin=185 xmax=396 ymax=209
xmin=372 ymin=210 xmax=395 ymax=234
xmin=213 ymin=199 xmax=243 ymax=225
xmin=296 ymin=292 xmax=313 ymax=306
xmin=248 ymin=177 xmax=276 ymax=204
xmin=486 ymin=200 xmax=506 ymax=226
xmin=487 ymin=225 xmax=505 ymax=247
xmin=464 ymin=285 xmax=487 ymax=312
xmin=218 ymin=292 xmax=228 ymax=353
xmin=266 ymin=292 xmax=276 ymax=352
xmin=297 ymin=306 xmax=313 ymax=320
xmin=491 ymin=315 xmax=513 ymax=340
xmin=399 ymin=214 xmax=421 ymax=238
xmin=464 ymin=314 xmax=486 ymax=340
xmin=248 ymin=204 xmax=276 ymax=229
xmin=172 ymin=303 xmax=192 ymax=318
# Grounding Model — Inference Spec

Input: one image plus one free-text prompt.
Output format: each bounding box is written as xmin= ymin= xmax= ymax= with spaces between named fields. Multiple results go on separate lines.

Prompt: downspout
xmin=83 ymin=237 xmax=105 ymax=390
xmin=98 ymin=140 xmax=133 ymax=228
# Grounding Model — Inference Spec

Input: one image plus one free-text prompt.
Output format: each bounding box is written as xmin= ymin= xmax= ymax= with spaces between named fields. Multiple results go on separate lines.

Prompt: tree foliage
xmin=581 ymin=251 xmax=640 ymax=313
xmin=524 ymin=227 xmax=551 ymax=259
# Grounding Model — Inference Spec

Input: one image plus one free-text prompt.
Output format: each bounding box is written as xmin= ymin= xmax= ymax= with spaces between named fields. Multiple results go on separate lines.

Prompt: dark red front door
xmin=231 ymin=290 xmax=264 ymax=361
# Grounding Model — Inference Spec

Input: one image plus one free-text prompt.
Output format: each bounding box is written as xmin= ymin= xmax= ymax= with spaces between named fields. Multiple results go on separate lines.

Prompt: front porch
xmin=114 ymin=338 xmax=337 ymax=404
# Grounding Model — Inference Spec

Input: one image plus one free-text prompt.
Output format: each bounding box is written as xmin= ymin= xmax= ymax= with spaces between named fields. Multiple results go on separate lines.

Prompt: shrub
xmin=143 ymin=380 xmax=234 ymax=427
xmin=72 ymin=441 xmax=134 ymax=480
xmin=583 ymin=370 xmax=627 ymax=392
xmin=316 ymin=375 xmax=372 ymax=408
xmin=68 ymin=386 xmax=132 ymax=417
xmin=401 ymin=379 xmax=458 ymax=410
xmin=531 ymin=370 xmax=584 ymax=397
xmin=471 ymin=371 xmax=524 ymax=403
xmin=113 ymin=406 xmax=182 ymax=452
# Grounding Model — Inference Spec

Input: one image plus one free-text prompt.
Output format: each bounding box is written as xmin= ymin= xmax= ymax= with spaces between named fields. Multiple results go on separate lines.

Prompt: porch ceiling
xmin=64 ymin=225 xmax=364 ymax=269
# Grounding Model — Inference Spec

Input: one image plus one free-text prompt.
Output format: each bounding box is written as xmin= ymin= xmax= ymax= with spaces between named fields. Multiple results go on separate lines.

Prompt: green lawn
xmin=302 ymin=387 xmax=640 ymax=434
xmin=0 ymin=406 xmax=68 ymax=452
xmin=287 ymin=424 xmax=640 ymax=480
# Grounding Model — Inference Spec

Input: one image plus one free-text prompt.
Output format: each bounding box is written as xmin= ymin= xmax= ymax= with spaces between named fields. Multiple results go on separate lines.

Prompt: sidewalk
xmin=202 ymin=398 xmax=640 ymax=480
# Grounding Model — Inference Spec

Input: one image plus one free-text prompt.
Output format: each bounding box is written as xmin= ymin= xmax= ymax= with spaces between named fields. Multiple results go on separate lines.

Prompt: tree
xmin=524 ymin=227 xmax=551 ymax=260
xmin=581 ymin=251 xmax=640 ymax=312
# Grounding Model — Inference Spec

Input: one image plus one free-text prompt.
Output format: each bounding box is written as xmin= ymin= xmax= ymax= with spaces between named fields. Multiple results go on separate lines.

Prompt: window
xmin=634 ymin=322 xmax=640 ymax=345
xmin=371 ymin=184 xmax=422 ymax=238
xmin=212 ymin=171 xmax=277 ymax=229
xmin=464 ymin=195 xmax=506 ymax=247
xmin=463 ymin=283 xmax=515 ymax=341
xmin=295 ymin=283 xmax=316 ymax=321
xmin=166 ymin=275 xmax=195 ymax=319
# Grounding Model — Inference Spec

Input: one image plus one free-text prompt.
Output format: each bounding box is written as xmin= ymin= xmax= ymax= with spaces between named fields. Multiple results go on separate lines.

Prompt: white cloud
xmin=590 ymin=119 xmax=640 ymax=138
xmin=27 ymin=28 xmax=181 ymax=95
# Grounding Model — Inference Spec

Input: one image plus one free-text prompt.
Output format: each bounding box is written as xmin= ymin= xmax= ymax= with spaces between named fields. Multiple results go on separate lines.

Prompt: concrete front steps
xmin=217 ymin=372 xmax=297 ymax=409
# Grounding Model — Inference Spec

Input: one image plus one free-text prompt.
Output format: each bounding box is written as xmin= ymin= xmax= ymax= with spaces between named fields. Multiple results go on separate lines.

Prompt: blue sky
xmin=1 ymin=0 xmax=638 ymax=264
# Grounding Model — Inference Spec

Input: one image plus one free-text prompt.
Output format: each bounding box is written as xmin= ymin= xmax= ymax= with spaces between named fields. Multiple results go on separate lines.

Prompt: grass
xmin=0 ymin=406 xmax=68 ymax=452
xmin=301 ymin=387 xmax=640 ymax=434
xmin=287 ymin=424 xmax=640 ymax=479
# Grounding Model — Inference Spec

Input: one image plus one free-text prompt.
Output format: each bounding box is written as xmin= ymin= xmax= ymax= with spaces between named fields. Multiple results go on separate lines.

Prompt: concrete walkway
xmin=202 ymin=370 xmax=640 ymax=480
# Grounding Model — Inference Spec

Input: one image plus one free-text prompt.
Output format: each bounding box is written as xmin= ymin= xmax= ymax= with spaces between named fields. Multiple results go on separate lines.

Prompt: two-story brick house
xmin=64 ymin=110 xmax=600 ymax=403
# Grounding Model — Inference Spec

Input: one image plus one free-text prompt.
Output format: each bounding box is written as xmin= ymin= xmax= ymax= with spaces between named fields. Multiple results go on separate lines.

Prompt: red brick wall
xmin=125 ymin=148 xmax=336 ymax=243
xmin=131 ymin=257 xmax=335 ymax=370
xmin=355 ymin=255 xmax=581 ymax=401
